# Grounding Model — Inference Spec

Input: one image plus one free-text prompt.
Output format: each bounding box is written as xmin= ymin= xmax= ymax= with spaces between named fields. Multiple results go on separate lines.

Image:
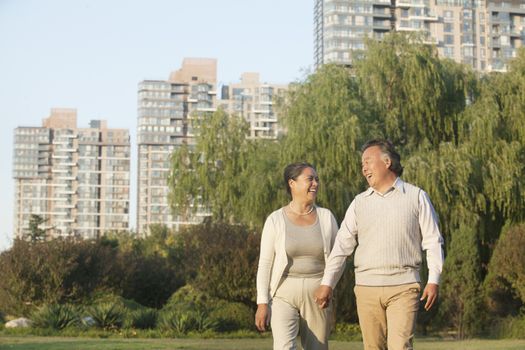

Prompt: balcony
xmin=373 ymin=9 xmax=391 ymax=18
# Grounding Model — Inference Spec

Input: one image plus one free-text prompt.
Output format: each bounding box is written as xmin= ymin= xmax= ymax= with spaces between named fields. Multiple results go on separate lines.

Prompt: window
xmin=445 ymin=35 xmax=454 ymax=45
xmin=444 ymin=23 xmax=453 ymax=33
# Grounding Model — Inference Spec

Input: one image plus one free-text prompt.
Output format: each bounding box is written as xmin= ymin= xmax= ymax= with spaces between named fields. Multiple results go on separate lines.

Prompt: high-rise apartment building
xmin=486 ymin=0 xmax=525 ymax=71
xmin=314 ymin=0 xmax=394 ymax=68
xmin=136 ymin=58 xmax=217 ymax=235
xmin=219 ymin=72 xmax=288 ymax=139
xmin=13 ymin=108 xmax=130 ymax=239
xmin=314 ymin=0 xmax=525 ymax=72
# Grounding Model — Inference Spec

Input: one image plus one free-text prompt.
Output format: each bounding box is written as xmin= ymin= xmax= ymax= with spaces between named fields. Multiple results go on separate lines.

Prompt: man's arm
xmin=418 ymin=190 xmax=445 ymax=311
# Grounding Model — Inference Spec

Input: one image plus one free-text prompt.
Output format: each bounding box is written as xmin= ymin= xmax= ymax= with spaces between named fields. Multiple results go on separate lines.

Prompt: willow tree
xmin=279 ymin=64 xmax=369 ymax=220
xmin=168 ymin=109 xmax=283 ymax=228
xmin=354 ymin=32 xmax=474 ymax=150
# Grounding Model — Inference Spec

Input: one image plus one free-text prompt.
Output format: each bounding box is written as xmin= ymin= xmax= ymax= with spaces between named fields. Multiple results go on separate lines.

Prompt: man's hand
xmin=420 ymin=283 xmax=439 ymax=311
xmin=255 ymin=304 xmax=271 ymax=332
xmin=314 ymin=285 xmax=333 ymax=309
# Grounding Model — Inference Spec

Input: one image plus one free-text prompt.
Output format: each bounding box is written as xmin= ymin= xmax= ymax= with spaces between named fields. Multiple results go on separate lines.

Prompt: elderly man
xmin=314 ymin=139 xmax=444 ymax=350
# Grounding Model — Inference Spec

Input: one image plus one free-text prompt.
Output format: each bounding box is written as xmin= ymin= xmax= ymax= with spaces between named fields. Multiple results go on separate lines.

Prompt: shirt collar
xmin=365 ymin=177 xmax=405 ymax=196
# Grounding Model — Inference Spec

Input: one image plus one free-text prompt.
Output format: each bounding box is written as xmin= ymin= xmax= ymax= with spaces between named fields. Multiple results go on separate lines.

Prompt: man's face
xmin=361 ymin=145 xmax=392 ymax=189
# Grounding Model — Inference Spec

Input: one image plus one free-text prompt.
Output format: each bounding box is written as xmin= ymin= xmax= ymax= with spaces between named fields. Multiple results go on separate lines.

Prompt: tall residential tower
xmin=13 ymin=108 xmax=130 ymax=239
xmin=136 ymin=58 xmax=217 ymax=235
xmin=314 ymin=0 xmax=525 ymax=72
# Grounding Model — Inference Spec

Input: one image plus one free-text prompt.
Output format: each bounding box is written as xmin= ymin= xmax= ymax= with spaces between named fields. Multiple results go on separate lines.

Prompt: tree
xmin=438 ymin=217 xmax=484 ymax=338
xmin=484 ymin=223 xmax=525 ymax=316
xmin=354 ymin=32 xmax=474 ymax=150
xmin=26 ymin=214 xmax=48 ymax=242
xmin=279 ymin=63 xmax=368 ymax=220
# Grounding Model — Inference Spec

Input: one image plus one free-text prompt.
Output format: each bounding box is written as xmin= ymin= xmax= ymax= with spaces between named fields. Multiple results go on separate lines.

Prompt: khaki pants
xmin=271 ymin=276 xmax=332 ymax=350
xmin=354 ymin=283 xmax=421 ymax=350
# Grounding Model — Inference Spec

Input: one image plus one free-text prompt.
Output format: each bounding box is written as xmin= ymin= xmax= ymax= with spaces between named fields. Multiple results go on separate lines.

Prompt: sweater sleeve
xmin=256 ymin=214 xmax=276 ymax=304
xmin=418 ymin=190 xmax=445 ymax=285
xmin=321 ymin=200 xmax=359 ymax=288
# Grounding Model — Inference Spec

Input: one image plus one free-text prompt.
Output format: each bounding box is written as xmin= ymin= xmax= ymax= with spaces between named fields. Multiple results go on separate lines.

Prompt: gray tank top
xmin=282 ymin=211 xmax=325 ymax=278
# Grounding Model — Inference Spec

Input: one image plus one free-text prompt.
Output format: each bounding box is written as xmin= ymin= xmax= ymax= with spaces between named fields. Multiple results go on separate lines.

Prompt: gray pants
xmin=271 ymin=276 xmax=331 ymax=350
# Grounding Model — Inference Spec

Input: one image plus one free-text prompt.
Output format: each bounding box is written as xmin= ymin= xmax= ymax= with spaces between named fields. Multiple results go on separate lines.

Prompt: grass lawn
xmin=0 ymin=337 xmax=524 ymax=350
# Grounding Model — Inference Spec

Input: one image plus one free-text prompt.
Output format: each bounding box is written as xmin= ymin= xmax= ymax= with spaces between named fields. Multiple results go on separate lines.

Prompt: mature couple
xmin=255 ymin=139 xmax=444 ymax=350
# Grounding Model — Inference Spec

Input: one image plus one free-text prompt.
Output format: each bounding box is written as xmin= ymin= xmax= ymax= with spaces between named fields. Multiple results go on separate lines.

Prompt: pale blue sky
xmin=0 ymin=0 xmax=313 ymax=250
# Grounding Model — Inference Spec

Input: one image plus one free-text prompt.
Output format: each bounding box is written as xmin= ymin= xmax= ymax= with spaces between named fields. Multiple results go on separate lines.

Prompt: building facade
xmin=314 ymin=0 xmax=525 ymax=72
xmin=13 ymin=108 xmax=130 ymax=240
xmin=219 ymin=72 xmax=288 ymax=139
xmin=136 ymin=58 xmax=217 ymax=235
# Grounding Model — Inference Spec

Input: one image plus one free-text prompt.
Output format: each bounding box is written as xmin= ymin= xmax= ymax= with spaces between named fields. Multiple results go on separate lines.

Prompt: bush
xmin=331 ymin=322 xmax=362 ymax=341
xmin=85 ymin=302 xmax=125 ymax=330
xmin=127 ymin=308 xmax=158 ymax=330
xmin=158 ymin=310 xmax=194 ymax=334
xmin=177 ymin=222 xmax=260 ymax=306
xmin=163 ymin=286 xmax=253 ymax=332
xmin=119 ymin=251 xmax=184 ymax=308
xmin=31 ymin=304 xmax=79 ymax=329
xmin=0 ymin=239 xmax=122 ymax=316
xmin=164 ymin=285 xmax=218 ymax=313
xmin=489 ymin=315 xmax=525 ymax=339
xmin=208 ymin=301 xmax=253 ymax=332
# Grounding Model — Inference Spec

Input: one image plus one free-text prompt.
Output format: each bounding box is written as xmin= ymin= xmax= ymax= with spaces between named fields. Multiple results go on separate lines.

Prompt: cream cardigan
xmin=256 ymin=206 xmax=339 ymax=304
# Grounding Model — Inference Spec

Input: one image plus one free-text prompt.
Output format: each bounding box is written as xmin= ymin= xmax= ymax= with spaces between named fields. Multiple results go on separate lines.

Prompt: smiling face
xmin=361 ymin=145 xmax=397 ymax=192
xmin=289 ymin=167 xmax=319 ymax=203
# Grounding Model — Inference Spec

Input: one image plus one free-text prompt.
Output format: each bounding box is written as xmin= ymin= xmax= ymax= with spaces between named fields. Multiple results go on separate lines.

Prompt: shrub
xmin=177 ymin=222 xmax=260 ymax=306
xmin=0 ymin=239 xmax=122 ymax=316
xmin=208 ymin=301 xmax=253 ymax=332
xmin=332 ymin=322 xmax=362 ymax=341
xmin=489 ymin=315 xmax=525 ymax=339
xmin=31 ymin=304 xmax=79 ymax=329
xmin=127 ymin=308 xmax=158 ymax=329
xmin=158 ymin=310 xmax=194 ymax=334
xmin=164 ymin=284 xmax=218 ymax=313
xmin=85 ymin=302 xmax=125 ymax=330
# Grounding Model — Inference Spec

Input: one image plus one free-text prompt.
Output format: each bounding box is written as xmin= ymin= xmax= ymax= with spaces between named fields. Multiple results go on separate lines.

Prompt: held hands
xmin=420 ymin=283 xmax=439 ymax=311
xmin=314 ymin=285 xmax=333 ymax=309
xmin=255 ymin=304 xmax=271 ymax=332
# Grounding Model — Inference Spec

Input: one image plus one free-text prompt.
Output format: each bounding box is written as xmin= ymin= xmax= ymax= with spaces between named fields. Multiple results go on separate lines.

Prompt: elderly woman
xmin=255 ymin=162 xmax=339 ymax=350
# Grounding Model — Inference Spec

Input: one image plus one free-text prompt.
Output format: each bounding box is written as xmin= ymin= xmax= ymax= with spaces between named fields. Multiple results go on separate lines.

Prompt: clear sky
xmin=0 ymin=0 xmax=313 ymax=250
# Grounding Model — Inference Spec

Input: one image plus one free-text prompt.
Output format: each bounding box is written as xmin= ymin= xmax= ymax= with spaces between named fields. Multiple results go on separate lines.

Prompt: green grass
xmin=0 ymin=337 xmax=524 ymax=350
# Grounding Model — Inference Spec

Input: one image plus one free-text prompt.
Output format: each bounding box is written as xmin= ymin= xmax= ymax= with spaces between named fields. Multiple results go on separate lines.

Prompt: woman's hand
xmin=255 ymin=303 xmax=271 ymax=332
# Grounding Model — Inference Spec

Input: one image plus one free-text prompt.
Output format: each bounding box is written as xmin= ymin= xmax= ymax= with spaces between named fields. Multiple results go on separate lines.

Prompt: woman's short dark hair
xmin=361 ymin=139 xmax=404 ymax=177
xmin=283 ymin=162 xmax=316 ymax=196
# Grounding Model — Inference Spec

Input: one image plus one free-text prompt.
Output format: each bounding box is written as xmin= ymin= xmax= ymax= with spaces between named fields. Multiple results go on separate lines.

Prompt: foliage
xmin=177 ymin=221 xmax=260 ymax=306
xmin=208 ymin=301 xmax=254 ymax=332
xmin=119 ymin=248 xmax=184 ymax=308
xmin=0 ymin=238 xmax=122 ymax=316
xmin=25 ymin=214 xmax=48 ymax=243
xmin=127 ymin=308 xmax=158 ymax=330
xmin=489 ymin=315 xmax=525 ymax=339
xmin=31 ymin=304 xmax=80 ymax=329
xmin=85 ymin=302 xmax=125 ymax=330
xmin=163 ymin=285 xmax=252 ymax=332
xmin=484 ymin=223 xmax=525 ymax=316
xmin=439 ymin=222 xmax=484 ymax=338
xmin=332 ymin=322 xmax=362 ymax=341
xmin=279 ymin=63 xmax=367 ymax=220
xmin=158 ymin=310 xmax=204 ymax=334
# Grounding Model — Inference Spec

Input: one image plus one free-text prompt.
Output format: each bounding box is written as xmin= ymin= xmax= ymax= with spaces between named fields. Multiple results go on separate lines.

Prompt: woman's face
xmin=289 ymin=167 xmax=319 ymax=202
